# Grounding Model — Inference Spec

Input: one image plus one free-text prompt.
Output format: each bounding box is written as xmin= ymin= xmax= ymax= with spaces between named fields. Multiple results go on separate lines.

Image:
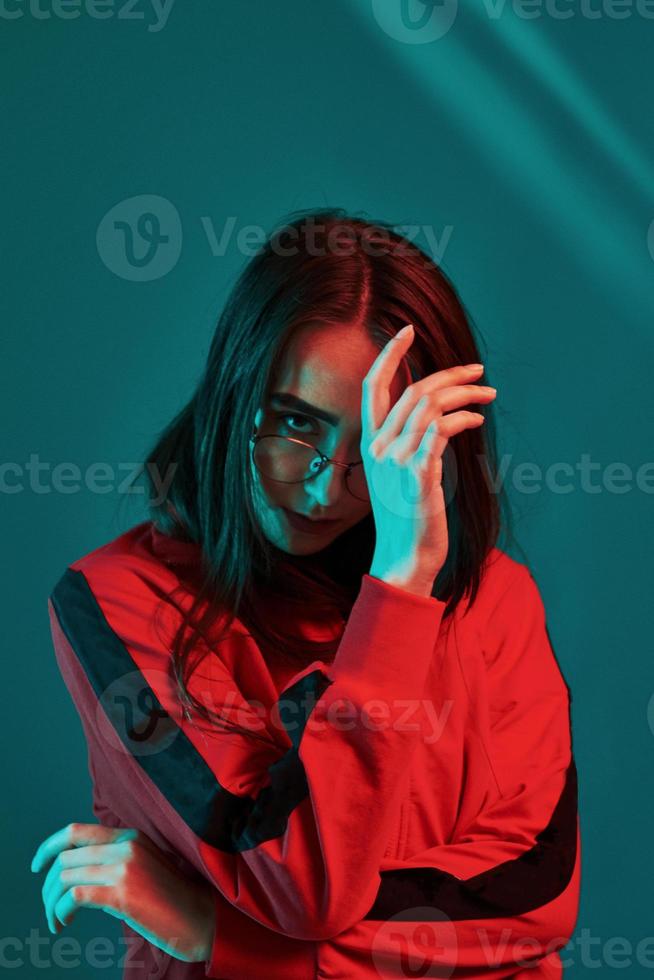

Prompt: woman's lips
xmin=282 ymin=508 xmax=338 ymax=534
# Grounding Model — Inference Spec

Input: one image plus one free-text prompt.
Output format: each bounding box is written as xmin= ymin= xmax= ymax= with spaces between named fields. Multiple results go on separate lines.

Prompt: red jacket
xmin=48 ymin=520 xmax=580 ymax=979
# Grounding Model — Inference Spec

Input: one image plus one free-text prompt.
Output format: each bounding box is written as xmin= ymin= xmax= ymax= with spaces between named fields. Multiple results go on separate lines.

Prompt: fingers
xmin=435 ymin=410 xmax=486 ymax=436
xmin=30 ymin=822 xmax=138 ymax=874
xmin=379 ymin=381 xmax=495 ymax=456
xmin=371 ymin=364 xmax=489 ymax=452
xmin=46 ymin=863 xmax=116 ymax=933
xmin=393 ymin=396 xmax=488 ymax=461
xmin=41 ymin=839 xmax=132 ymax=934
xmin=361 ymin=323 xmax=415 ymax=439
xmin=53 ymin=884 xmax=119 ymax=933
xmin=31 ymin=823 xmax=141 ymax=934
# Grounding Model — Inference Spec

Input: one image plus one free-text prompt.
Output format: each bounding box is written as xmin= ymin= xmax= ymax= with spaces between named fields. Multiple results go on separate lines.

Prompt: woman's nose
xmin=304 ymin=461 xmax=347 ymax=507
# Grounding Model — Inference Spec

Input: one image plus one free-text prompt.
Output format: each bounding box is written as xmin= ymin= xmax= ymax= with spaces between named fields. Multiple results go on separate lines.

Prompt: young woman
xmin=32 ymin=209 xmax=580 ymax=979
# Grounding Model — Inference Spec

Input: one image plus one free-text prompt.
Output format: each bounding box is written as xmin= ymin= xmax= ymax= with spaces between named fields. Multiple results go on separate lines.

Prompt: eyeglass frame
xmin=249 ymin=429 xmax=369 ymax=501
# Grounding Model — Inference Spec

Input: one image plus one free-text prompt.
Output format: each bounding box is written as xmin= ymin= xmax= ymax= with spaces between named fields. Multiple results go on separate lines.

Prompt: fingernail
xmin=398 ymin=323 xmax=414 ymax=336
xmin=467 ymin=363 xmax=483 ymax=370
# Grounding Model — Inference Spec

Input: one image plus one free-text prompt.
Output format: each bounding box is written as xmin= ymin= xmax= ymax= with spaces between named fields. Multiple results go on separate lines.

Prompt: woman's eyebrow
xmin=269 ymin=392 xmax=339 ymax=427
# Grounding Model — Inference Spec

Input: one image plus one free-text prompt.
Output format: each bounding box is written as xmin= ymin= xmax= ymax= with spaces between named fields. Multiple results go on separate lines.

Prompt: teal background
xmin=3 ymin=1 xmax=653 ymax=975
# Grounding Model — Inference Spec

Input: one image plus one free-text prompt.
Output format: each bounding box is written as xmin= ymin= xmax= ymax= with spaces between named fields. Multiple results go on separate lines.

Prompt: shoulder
xmin=53 ymin=519 xmax=203 ymax=595
xmin=47 ymin=522 xmax=219 ymax=737
xmin=52 ymin=520 xmax=167 ymax=602
xmin=465 ymin=546 xmax=538 ymax=620
xmin=48 ymin=521 xmax=205 ymax=653
xmin=462 ymin=547 xmax=553 ymax=659
xmin=468 ymin=549 xmax=566 ymax=692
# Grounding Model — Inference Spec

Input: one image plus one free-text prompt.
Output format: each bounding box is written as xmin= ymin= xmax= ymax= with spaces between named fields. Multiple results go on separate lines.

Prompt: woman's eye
xmin=277 ymin=412 xmax=315 ymax=434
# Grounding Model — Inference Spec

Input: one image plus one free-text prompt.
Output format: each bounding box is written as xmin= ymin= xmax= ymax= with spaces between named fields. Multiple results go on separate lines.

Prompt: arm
xmin=48 ymin=557 xmax=446 ymax=955
xmin=364 ymin=563 xmax=580 ymax=977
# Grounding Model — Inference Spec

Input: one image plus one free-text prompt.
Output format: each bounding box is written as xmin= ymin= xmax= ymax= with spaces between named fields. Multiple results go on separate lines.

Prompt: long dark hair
xmin=121 ymin=207 xmax=522 ymax=741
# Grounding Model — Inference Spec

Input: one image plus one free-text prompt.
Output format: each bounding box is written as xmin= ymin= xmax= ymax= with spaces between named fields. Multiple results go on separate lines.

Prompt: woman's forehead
xmin=270 ymin=322 xmax=409 ymax=418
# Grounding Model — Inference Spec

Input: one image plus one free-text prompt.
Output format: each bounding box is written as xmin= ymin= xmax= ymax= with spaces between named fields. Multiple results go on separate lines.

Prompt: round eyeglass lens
xmin=253 ymin=436 xmax=369 ymax=502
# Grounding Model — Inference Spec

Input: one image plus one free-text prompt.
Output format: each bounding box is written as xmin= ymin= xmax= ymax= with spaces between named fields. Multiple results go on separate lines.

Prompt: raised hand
xmin=361 ymin=323 xmax=497 ymax=596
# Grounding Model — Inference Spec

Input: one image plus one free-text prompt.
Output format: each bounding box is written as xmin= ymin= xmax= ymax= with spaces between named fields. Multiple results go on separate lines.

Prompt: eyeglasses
xmin=250 ymin=432 xmax=370 ymax=502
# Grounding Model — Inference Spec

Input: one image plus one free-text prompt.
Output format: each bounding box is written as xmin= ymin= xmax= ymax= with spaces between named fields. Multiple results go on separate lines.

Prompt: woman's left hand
xmin=30 ymin=822 xmax=216 ymax=963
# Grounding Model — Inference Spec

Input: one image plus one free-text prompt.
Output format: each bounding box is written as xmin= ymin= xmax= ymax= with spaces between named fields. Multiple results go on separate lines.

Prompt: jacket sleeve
xmin=364 ymin=563 xmax=580 ymax=977
xmin=48 ymin=558 xmax=447 ymax=954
